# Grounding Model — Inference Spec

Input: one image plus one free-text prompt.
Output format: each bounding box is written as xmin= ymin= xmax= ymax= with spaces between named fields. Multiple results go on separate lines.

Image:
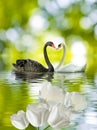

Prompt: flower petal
xmin=71 ymin=92 xmax=87 ymax=112
xmin=26 ymin=109 xmax=41 ymax=127
xmin=39 ymin=82 xmax=65 ymax=104
xmin=26 ymin=102 xmax=50 ymax=127
xmin=10 ymin=110 xmax=29 ymax=129
xmin=48 ymin=103 xmax=71 ymax=129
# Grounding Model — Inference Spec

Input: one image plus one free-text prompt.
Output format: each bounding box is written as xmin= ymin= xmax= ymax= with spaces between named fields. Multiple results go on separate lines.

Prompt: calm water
xmin=0 ymin=70 xmax=97 ymax=130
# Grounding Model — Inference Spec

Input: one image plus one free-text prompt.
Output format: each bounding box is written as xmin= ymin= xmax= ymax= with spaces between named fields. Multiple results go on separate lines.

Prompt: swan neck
xmin=44 ymin=44 xmax=54 ymax=72
xmin=55 ymin=43 xmax=66 ymax=70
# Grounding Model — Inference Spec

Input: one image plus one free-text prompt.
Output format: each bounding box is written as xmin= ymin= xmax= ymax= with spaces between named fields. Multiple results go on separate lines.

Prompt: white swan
xmin=55 ymin=43 xmax=87 ymax=73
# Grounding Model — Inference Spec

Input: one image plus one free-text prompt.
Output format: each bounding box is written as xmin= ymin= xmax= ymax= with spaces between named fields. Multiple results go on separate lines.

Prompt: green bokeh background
xmin=0 ymin=0 xmax=97 ymax=74
xmin=0 ymin=0 xmax=97 ymax=130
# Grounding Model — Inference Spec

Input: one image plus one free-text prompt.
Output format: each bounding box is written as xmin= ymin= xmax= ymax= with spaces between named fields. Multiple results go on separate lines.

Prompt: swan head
xmin=46 ymin=41 xmax=56 ymax=48
xmin=54 ymin=43 xmax=64 ymax=50
xmin=46 ymin=41 xmax=65 ymax=50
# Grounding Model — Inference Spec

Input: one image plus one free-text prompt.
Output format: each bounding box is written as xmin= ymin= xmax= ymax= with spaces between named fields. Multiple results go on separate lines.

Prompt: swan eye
xmin=58 ymin=44 xmax=62 ymax=48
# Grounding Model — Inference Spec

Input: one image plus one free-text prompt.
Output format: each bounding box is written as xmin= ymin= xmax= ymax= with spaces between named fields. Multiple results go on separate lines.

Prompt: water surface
xmin=0 ymin=71 xmax=97 ymax=130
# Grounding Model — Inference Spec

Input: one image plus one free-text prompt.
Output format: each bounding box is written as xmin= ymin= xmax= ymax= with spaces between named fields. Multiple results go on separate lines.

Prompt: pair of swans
xmin=13 ymin=41 xmax=86 ymax=73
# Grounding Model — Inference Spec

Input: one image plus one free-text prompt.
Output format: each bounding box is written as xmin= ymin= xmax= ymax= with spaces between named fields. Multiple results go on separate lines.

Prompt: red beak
xmin=52 ymin=44 xmax=56 ymax=48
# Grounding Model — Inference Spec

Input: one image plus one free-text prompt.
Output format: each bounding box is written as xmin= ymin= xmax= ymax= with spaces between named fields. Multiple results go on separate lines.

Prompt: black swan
xmin=13 ymin=41 xmax=61 ymax=72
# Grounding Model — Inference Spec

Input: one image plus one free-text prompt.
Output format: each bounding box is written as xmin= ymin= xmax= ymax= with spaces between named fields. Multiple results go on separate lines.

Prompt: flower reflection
xmin=10 ymin=82 xmax=87 ymax=130
xmin=64 ymin=92 xmax=87 ymax=112
xmin=39 ymin=82 xmax=65 ymax=104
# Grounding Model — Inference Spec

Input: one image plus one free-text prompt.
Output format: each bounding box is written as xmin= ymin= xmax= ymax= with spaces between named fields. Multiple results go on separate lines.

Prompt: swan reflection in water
xmin=13 ymin=71 xmax=54 ymax=82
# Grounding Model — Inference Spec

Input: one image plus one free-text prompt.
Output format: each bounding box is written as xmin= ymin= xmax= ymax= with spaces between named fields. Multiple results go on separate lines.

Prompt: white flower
xmin=10 ymin=110 xmax=29 ymax=130
xmin=39 ymin=82 xmax=65 ymax=104
xmin=26 ymin=102 xmax=50 ymax=127
xmin=64 ymin=92 xmax=72 ymax=107
xmin=48 ymin=103 xmax=71 ymax=129
xmin=64 ymin=92 xmax=87 ymax=112
xmin=71 ymin=92 xmax=87 ymax=112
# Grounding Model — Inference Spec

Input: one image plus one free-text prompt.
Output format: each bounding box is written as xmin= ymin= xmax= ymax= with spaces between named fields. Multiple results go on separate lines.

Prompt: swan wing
xmin=13 ymin=59 xmax=47 ymax=72
xmin=57 ymin=63 xmax=86 ymax=73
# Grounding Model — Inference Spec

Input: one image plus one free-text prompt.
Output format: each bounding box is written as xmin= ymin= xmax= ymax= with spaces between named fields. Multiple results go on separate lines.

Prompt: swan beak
xmin=52 ymin=44 xmax=56 ymax=49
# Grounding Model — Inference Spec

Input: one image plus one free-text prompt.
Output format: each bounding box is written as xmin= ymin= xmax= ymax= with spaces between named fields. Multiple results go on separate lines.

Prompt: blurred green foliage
xmin=0 ymin=0 xmax=37 ymax=28
xmin=0 ymin=1 xmax=97 ymax=129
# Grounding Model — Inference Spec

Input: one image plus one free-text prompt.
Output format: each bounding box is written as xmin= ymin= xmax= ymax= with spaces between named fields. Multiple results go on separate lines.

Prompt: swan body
xmin=55 ymin=43 xmax=87 ymax=73
xmin=13 ymin=41 xmax=56 ymax=72
xmin=56 ymin=63 xmax=86 ymax=73
xmin=13 ymin=59 xmax=48 ymax=72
